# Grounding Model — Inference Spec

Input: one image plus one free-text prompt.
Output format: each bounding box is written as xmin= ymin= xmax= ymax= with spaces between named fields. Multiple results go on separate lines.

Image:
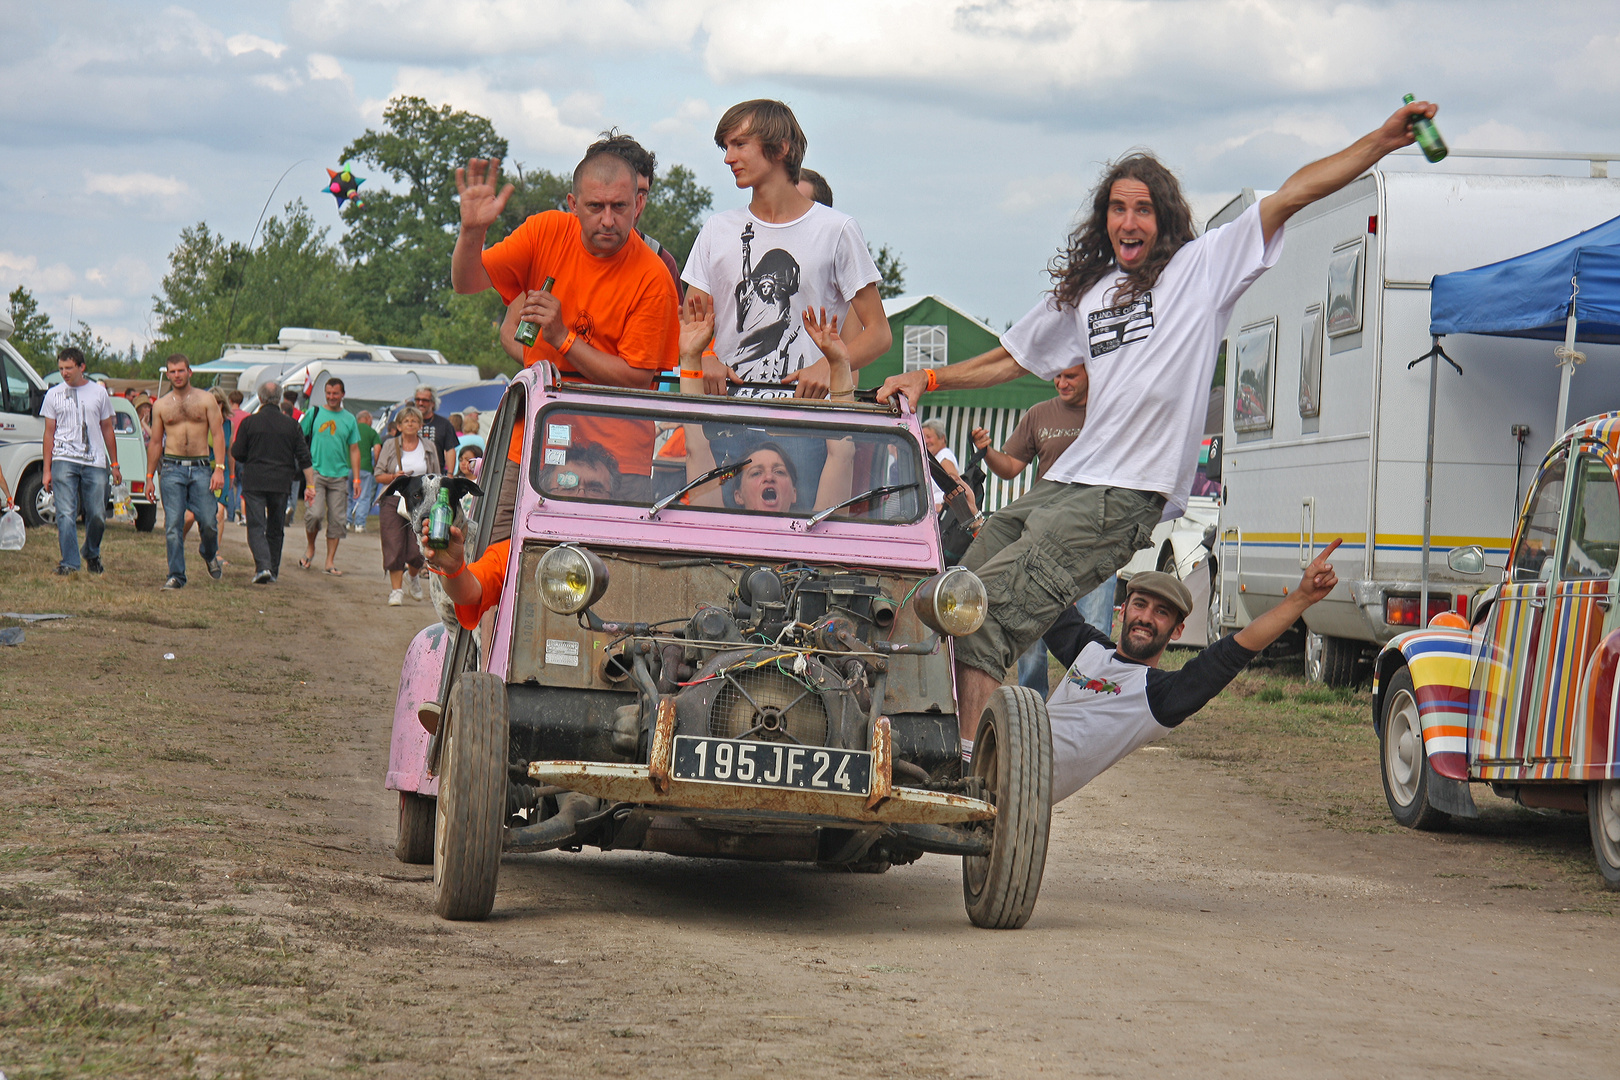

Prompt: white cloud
xmin=0 ymin=251 xmax=77 ymax=293
xmin=84 ymin=171 xmax=193 ymax=201
xmin=307 ymin=53 xmax=349 ymax=83
xmin=253 ymin=71 xmax=303 ymax=93
xmin=227 ymin=33 xmax=287 ymax=59
xmin=367 ymin=68 xmax=598 ymax=156
xmin=649 ymin=97 xmax=712 ymax=136
xmin=289 ymin=0 xmax=708 ymax=57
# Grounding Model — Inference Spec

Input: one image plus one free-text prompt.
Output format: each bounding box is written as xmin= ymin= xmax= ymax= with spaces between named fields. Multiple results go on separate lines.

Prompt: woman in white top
xmin=373 ymin=406 xmax=430 ymax=606
xmin=921 ymin=417 xmax=977 ymax=515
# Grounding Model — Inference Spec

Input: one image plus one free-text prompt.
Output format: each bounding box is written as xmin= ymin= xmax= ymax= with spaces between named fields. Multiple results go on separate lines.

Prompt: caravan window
xmin=1509 ymin=454 xmax=1567 ymax=583
xmin=1561 ymin=452 xmax=1620 ymax=580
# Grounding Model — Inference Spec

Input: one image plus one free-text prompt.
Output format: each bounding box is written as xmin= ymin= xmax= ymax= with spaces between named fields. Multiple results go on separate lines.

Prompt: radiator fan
xmin=710 ymin=666 xmax=828 ymax=745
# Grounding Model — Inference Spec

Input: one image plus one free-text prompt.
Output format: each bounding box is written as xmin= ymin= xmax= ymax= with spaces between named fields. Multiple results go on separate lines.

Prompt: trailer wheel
xmin=396 ymin=792 xmax=436 ymax=864
xmin=1379 ymin=667 xmax=1449 ymax=831
xmin=962 ymin=686 xmax=1052 ymax=929
xmin=433 ymin=672 xmax=508 ymax=920
xmin=1590 ymin=779 xmax=1620 ymax=890
xmin=1306 ymin=631 xmax=1360 ymax=687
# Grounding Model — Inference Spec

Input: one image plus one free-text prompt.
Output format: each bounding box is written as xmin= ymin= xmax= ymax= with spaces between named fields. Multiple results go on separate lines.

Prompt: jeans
xmin=242 ymin=489 xmax=287 ymax=576
xmin=50 ymin=460 xmax=108 ymax=571
xmin=223 ymin=471 xmax=240 ymax=521
xmin=348 ymin=471 xmax=377 ymax=528
xmin=1016 ymin=574 xmax=1117 ymax=697
xmin=160 ymin=462 xmax=219 ymax=585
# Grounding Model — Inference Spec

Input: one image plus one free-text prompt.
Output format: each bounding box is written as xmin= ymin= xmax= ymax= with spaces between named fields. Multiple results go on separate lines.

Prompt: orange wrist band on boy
xmin=923 ymin=367 xmax=939 ymax=393
xmin=559 ymin=330 xmax=578 ymax=356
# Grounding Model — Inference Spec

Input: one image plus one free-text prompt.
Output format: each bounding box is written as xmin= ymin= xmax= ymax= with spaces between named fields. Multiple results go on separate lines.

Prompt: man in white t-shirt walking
xmin=683 ymin=99 xmax=891 ymax=400
xmin=878 ymin=98 xmax=1440 ymax=755
xmin=40 ymin=346 xmax=121 ymax=576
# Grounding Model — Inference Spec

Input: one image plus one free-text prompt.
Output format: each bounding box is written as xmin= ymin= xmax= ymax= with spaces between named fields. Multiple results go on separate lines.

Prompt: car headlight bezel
xmin=535 ymin=544 xmax=610 ymax=615
xmin=912 ymin=566 xmax=987 ymax=637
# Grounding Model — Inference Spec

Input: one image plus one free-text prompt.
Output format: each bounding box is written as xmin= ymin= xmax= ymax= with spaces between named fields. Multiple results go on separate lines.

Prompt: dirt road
xmin=2 ymin=523 xmax=1617 ymax=1078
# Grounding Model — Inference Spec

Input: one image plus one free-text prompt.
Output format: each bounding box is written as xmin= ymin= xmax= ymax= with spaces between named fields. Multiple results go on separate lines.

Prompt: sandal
xmin=298 ymin=556 xmax=313 ymax=570
xmin=324 ymin=566 xmax=344 ymax=576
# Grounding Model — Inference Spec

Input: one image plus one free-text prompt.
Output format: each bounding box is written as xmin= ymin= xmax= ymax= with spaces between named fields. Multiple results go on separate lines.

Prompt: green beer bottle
xmin=426 ymin=486 xmax=453 ymax=551
xmin=1403 ymin=93 xmax=1447 ymax=163
xmin=513 ymin=276 xmax=556 ymax=348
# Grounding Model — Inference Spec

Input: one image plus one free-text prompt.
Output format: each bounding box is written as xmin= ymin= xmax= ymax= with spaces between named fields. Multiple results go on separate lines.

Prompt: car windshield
xmin=530 ymin=405 xmax=927 ymax=525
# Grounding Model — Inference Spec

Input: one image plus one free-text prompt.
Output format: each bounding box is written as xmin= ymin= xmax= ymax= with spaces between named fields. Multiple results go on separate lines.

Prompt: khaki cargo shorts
xmin=953 ymin=480 xmax=1164 ymax=680
xmin=304 ymin=473 xmax=351 ymax=540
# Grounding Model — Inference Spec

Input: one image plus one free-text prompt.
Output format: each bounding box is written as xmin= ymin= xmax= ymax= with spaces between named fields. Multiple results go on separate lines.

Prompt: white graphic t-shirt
xmin=1001 ymin=201 xmax=1283 ymax=517
xmin=40 ymin=379 xmax=114 ymax=467
xmin=683 ymin=203 xmax=880 ymax=397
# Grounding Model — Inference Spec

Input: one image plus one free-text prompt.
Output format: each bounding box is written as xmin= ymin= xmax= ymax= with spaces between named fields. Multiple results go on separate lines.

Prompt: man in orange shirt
xmin=452 ymin=149 xmax=678 ymax=500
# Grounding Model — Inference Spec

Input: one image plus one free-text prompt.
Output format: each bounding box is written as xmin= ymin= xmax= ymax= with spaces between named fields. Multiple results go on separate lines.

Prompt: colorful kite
xmin=324 ymin=164 xmax=366 ymax=209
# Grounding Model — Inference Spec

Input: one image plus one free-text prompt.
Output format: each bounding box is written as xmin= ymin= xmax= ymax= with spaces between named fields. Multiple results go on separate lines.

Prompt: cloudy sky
xmin=3 ymin=0 xmax=1617 ymax=353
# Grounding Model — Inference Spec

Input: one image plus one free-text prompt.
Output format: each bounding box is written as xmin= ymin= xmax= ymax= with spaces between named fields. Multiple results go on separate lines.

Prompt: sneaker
xmin=161 ymin=577 xmax=184 ymax=590
xmin=86 ymin=557 xmax=104 ymax=575
xmin=354 ymin=523 xmax=366 ymax=534
xmin=207 ymin=556 xmax=224 ymax=580
xmin=53 ymin=564 xmax=77 ymax=576
xmin=408 ymin=574 xmax=424 ymax=601
xmin=252 ymin=570 xmax=273 ymax=585
xmin=388 ymin=589 xmax=404 ymax=607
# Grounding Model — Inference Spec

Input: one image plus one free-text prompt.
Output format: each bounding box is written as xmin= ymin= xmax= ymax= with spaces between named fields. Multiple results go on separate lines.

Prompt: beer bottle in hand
xmin=426 ymin=486 xmax=453 ymax=551
xmin=1404 ymin=94 xmax=1447 ymax=163
xmin=513 ymin=276 xmax=556 ymax=348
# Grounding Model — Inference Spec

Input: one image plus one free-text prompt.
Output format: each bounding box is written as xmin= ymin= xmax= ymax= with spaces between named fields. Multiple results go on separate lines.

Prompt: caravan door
xmin=1517 ymin=445 xmax=1620 ymax=779
xmin=1469 ymin=451 xmax=1566 ymax=776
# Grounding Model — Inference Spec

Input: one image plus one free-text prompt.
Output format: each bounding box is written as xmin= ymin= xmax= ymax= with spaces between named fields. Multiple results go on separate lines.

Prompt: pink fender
xmin=385 ymin=622 xmax=452 ymax=796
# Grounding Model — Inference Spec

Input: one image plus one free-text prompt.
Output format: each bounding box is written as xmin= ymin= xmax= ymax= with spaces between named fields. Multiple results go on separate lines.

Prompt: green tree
xmin=419 ymin=290 xmax=516 ymax=379
xmin=6 ymin=286 xmax=59 ymax=374
xmin=341 ymin=96 xmax=509 ymax=340
xmin=59 ymin=321 xmax=125 ymax=372
xmin=870 ymin=243 xmax=906 ymax=299
xmin=639 ymin=164 xmax=713 ymax=270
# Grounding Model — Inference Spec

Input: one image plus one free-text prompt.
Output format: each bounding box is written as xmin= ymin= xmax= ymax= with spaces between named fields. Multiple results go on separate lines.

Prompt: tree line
xmin=6 ymin=96 xmax=905 ymax=380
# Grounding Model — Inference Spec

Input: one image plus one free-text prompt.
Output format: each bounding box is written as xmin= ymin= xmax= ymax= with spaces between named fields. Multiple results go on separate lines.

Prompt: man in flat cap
xmin=1038 ymin=541 xmax=1341 ymax=803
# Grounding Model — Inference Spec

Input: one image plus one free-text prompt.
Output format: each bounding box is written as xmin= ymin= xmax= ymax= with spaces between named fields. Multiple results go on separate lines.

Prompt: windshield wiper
xmin=806 ymin=482 xmax=920 ymax=529
xmin=648 ymin=457 xmax=753 ymax=519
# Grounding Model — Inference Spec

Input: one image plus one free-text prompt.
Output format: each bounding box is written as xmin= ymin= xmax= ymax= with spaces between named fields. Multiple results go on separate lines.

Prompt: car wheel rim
xmin=1385 ymin=689 xmax=1423 ymax=805
xmin=1305 ymin=632 xmax=1323 ymax=682
xmin=963 ymin=726 xmax=997 ymax=896
xmin=1600 ymin=781 xmax=1620 ymax=857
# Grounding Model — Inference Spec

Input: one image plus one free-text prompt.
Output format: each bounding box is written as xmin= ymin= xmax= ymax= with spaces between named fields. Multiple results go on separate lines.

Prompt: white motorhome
xmin=1210 ymin=166 xmax=1620 ymax=684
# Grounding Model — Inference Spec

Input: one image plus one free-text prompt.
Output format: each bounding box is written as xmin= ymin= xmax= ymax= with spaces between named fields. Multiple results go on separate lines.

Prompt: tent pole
xmin=1555 ymin=311 xmax=1578 ymax=435
xmin=1421 ymin=336 xmax=1439 ymax=629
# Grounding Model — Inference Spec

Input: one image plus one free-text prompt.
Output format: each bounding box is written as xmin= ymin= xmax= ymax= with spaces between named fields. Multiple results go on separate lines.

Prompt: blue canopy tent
xmin=1416 ymin=213 xmax=1620 ymax=616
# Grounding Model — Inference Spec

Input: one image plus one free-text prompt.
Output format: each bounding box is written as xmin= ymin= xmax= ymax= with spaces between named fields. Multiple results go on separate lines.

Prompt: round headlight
xmin=913 ymin=567 xmax=987 ymax=637
xmin=536 ymin=544 xmax=609 ymax=615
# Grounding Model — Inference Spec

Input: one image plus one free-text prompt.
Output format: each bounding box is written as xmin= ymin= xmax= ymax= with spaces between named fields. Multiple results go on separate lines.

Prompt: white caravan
xmin=1209 ymin=166 xmax=1620 ymax=684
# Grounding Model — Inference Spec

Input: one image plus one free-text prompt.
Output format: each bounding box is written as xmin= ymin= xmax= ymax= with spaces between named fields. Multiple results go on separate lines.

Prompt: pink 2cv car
xmin=1373 ymin=411 xmax=1620 ymax=887
xmin=386 ymin=363 xmax=1053 ymax=928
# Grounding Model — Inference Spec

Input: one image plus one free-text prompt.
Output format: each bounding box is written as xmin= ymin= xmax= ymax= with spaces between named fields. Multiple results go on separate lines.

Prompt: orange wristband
xmin=923 ymin=367 xmax=939 ymax=393
xmin=679 ymin=368 xmax=704 ymax=379
xmin=559 ymin=330 xmax=578 ymax=356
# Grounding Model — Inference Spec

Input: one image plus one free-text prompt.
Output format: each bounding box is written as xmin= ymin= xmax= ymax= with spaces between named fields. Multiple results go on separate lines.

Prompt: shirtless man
xmin=147 ymin=354 xmax=226 ymax=590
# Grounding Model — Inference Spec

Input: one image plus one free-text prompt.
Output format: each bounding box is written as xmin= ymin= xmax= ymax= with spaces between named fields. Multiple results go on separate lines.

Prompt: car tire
xmin=1306 ymin=631 xmax=1360 ymax=687
xmin=1156 ymin=546 xmax=1176 ymax=574
xmin=134 ymin=502 xmax=157 ymax=533
xmin=1589 ymin=779 xmax=1620 ymax=891
xmin=962 ymin=685 xmax=1052 ymax=929
xmin=1379 ymin=667 xmax=1449 ymax=831
xmin=433 ymin=671 xmax=508 ymax=920
xmin=17 ymin=469 xmax=45 ymax=528
xmin=396 ymin=791 xmax=436 ymax=865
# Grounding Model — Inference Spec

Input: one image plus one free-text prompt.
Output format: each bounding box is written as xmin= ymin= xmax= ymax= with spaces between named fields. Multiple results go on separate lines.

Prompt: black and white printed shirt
xmin=1041 ymin=607 xmax=1256 ymax=803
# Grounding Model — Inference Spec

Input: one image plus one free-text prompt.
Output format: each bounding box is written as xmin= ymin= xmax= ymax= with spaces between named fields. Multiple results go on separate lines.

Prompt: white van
xmin=1209 ymin=166 xmax=1620 ymax=683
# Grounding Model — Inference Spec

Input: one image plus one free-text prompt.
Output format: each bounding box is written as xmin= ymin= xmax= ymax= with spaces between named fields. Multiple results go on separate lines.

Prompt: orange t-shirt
xmin=483 ymin=211 xmax=674 ymax=475
xmin=453 ymin=538 xmax=510 ymax=631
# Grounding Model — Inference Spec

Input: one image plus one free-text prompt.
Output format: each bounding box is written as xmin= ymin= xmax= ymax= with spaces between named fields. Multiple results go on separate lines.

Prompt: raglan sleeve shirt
xmin=1041 ymin=606 xmax=1257 ymax=802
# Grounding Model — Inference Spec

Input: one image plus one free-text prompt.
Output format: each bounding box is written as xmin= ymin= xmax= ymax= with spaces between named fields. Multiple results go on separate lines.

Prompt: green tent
xmin=862 ymin=295 xmax=1055 ymax=409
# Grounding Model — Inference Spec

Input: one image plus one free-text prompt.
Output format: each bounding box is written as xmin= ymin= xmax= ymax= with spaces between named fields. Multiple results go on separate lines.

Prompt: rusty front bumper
xmin=526 ymin=703 xmax=994 ymax=826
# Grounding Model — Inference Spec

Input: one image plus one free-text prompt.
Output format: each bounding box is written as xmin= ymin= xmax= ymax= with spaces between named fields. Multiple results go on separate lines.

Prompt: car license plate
xmin=670 ymin=736 xmax=871 ymax=797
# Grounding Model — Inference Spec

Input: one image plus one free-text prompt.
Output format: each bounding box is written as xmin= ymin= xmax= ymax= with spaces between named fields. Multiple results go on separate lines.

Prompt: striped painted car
xmin=1371 ymin=411 xmax=1620 ymax=889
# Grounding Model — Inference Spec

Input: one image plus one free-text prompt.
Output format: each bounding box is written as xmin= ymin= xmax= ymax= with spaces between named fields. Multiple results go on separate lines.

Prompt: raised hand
xmin=678 ymin=292 xmax=716 ymax=365
xmin=793 ymin=307 xmax=851 ymax=400
xmin=1379 ymin=99 xmax=1436 ymax=152
xmin=455 ymin=157 xmax=514 ymax=231
xmin=1297 ymin=538 xmax=1341 ymax=603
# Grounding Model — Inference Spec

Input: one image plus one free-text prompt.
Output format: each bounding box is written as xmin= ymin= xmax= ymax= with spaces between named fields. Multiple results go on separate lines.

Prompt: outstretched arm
xmin=1260 ymin=101 xmax=1435 ymax=244
xmin=1234 ymin=539 xmax=1341 ymax=651
xmin=877 ymin=345 xmax=1031 ymax=413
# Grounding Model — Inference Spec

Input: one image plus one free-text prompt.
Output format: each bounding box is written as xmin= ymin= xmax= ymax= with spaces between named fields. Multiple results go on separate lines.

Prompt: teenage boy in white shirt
xmin=683 ymin=99 xmax=891 ymax=400
xmin=877 ymin=99 xmax=1441 ymax=757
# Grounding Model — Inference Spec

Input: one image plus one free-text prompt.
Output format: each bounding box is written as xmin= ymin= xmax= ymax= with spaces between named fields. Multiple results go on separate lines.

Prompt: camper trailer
xmin=1211 ymin=167 xmax=1620 ymax=684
